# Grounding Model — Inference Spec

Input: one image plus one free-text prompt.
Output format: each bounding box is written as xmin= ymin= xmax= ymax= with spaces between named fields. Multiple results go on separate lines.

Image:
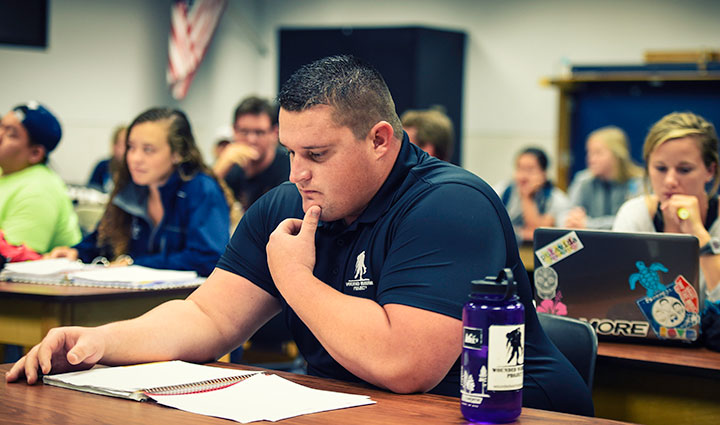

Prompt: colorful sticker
xmin=674 ymin=275 xmax=699 ymax=314
xmin=634 ymin=273 xmax=700 ymax=342
xmin=628 ymin=261 xmax=668 ymax=297
xmin=536 ymin=290 xmax=568 ymax=316
xmin=534 ymin=231 xmax=584 ymax=268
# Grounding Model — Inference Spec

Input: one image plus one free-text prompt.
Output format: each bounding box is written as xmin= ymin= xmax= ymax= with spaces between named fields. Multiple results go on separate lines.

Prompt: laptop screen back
xmin=532 ymin=228 xmax=700 ymax=344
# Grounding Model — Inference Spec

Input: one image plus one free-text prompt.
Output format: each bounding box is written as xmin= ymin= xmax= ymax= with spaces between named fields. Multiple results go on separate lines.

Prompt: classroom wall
xmin=2 ymin=0 xmax=719 ymax=186
xmin=252 ymin=0 xmax=720 ymax=186
xmin=0 ymin=0 xmax=267 ymax=184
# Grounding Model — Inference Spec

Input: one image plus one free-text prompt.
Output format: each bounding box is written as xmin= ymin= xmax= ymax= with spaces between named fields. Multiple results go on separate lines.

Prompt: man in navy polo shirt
xmin=7 ymin=55 xmax=592 ymax=417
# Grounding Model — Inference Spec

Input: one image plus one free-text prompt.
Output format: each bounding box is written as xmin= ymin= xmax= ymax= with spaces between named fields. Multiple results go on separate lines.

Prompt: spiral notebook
xmin=43 ymin=361 xmax=375 ymax=423
xmin=42 ymin=361 xmax=260 ymax=401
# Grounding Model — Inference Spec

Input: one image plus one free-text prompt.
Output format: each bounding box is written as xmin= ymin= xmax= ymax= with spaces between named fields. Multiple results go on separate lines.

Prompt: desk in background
xmin=519 ymin=241 xmax=535 ymax=273
xmin=594 ymin=341 xmax=720 ymax=425
xmin=0 ymin=362 xmax=632 ymax=425
xmin=0 ymin=281 xmax=196 ymax=352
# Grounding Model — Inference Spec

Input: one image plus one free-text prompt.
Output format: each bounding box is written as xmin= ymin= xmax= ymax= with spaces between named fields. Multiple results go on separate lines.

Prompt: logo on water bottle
xmin=461 ymin=365 xmax=489 ymax=405
xmin=463 ymin=327 xmax=483 ymax=350
xmin=487 ymin=324 xmax=524 ymax=391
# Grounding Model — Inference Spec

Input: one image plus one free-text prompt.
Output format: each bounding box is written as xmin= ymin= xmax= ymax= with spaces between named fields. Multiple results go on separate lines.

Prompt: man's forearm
xmin=98 ymin=299 xmax=228 ymax=365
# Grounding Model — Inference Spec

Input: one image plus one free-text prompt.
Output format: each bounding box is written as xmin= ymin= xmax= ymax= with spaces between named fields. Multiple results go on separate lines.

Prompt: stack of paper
xmin=150 ymin=373 xmax=376 ymax=423
xmin=68 ymin=265 xmax=202 ymax=289
xmin=0 ymin=258 xmax=91 ymax=284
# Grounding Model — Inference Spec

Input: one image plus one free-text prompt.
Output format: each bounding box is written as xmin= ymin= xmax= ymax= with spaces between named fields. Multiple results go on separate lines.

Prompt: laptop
xmin=532 ymin=228 xmax=701 ymax=344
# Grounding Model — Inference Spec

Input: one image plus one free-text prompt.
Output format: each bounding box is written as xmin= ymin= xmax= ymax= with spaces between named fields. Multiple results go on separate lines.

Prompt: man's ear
xmin=27 ymin=145 xmax=46 ymax=165
xmin=708 ymin=162 xmax=717 ymax=183
xmin=368 ymin=121 xmax=395 ymax=158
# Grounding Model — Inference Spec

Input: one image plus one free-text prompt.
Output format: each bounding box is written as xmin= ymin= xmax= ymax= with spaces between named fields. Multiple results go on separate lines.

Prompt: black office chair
xmin=231 ymin=315 xmax=306 ymax=374
xmin=537 ymin=312 xmax=598 ymax=389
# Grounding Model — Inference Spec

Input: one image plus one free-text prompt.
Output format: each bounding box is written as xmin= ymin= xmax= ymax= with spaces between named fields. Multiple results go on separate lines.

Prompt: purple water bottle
xmin=461 ymin=268 xmax=524 ymax=423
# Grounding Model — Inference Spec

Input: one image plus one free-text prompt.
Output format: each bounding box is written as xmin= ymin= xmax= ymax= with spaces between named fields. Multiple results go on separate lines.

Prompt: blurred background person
xmin=496 ymin=147 xmax=570 ymax=242
xmin=212 ymin=124 xmax=233 ymax=161
xmin=564 ymin=126 xmax=643 ymax=229
xmin=48 ymin=107 xmax=232 ymax=277
xmin=87 ymin=125 xmax=127 ymax=193
xmin=0 ymin=101 xmax=81 ymax=254
xmin=213 ymin=95 xmax=289 ymax=211
xmin=401 ymin=106 xmax=454 ymax=162
xmin=613 ymin=112 xmax=720 ymax=350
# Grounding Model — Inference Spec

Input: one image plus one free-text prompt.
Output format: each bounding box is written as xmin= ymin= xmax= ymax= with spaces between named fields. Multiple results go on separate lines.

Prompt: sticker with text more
xmin=534 ymin=231 xmax=584 ymax=268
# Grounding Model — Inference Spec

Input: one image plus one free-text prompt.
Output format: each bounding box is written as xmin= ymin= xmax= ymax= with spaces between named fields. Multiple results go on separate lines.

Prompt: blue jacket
xmin=75 ymin=171 xmax=229 ymax=276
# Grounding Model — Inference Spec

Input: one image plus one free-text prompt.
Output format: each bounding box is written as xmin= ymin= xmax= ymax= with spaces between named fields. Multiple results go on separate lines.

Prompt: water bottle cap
xmin=470 ymin=268 xmax=517 ymax=300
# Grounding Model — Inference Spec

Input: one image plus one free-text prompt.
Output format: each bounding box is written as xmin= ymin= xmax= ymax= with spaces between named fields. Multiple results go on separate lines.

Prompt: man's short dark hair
xmin=233 ymin=96 xmax=278 ymax=127
xmin=277 ymin=55 xmax=403 ymax=140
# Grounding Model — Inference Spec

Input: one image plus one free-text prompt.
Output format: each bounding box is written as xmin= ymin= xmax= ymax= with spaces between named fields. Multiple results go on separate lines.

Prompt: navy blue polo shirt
xmin=216 ymin=137 xmax=594 ymax=415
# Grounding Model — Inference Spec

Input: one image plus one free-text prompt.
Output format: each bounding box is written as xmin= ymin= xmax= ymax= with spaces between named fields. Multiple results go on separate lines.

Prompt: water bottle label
xmin=461 ymin=364 xmax=489 ymax=405
xmin=462 ymin=326 xmax=483 ymax=350
xmin=487 ymin=324 xmax=524 ymax=391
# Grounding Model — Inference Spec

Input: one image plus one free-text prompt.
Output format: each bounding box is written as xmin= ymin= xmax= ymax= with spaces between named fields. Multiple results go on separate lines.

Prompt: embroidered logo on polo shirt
xmin=346 ymin=250 xmax=374 ymax=291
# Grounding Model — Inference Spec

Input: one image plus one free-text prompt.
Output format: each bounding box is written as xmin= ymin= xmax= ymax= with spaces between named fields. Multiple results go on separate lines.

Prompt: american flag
xmin=167 ymin=0 xmax=228 ymax=100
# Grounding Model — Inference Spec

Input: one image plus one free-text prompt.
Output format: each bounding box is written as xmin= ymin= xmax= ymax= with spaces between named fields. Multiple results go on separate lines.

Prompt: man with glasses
xmin=213 ymin=96 xmax=290 ymax=210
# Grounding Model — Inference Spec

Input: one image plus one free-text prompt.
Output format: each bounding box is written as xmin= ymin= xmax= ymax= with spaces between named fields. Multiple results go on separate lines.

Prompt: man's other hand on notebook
xmin=5 ymin=326 xmax=106 ymax=385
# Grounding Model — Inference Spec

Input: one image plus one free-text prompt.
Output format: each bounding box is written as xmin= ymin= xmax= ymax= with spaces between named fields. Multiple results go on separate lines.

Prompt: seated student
xmin=47 ymin=108 xmax=231 ymax=277
xmin=213 ymin=96 xmax=290 ymax=211
xmin=613 ymin=112 xmax=720 ymax=349
xmin=400 ymin=107 xmax=454 ymax=162
xmin=495 ymin=147 xmax=571 ymax=242
xmin=87 ymin=125 xmax=127 ymax=193
xmin=564 ymin=126 xmax=643 ymax=229
xmin=7 ymin=56 xmax=593 ymax=416
xmin=0 ymin=101 xmax=81 ymax=254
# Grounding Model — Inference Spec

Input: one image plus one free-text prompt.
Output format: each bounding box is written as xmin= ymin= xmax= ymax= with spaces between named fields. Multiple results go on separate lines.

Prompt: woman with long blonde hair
xmin=613 ymin=112 xmax=720 ymax=349
xmin=564 ymin=126 xmax=643 ymax=229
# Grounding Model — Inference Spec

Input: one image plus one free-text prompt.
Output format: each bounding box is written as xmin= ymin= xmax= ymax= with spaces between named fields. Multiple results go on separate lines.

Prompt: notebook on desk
xmin=532 ymin=228 xmax=701 ymax=345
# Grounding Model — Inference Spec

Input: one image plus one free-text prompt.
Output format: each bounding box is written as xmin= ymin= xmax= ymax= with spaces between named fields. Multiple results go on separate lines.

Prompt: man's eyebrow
xmin=279 ymin=141 xmax=331 ymax=150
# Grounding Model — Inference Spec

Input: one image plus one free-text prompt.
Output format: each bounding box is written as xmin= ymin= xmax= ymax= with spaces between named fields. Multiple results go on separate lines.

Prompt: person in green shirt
xmin=0 ymin=101 xmax=81 ymax=254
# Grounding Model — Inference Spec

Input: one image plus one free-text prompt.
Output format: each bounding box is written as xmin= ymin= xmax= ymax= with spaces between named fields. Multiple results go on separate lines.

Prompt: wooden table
xmin=593 ymin=341 xmax=720 ymax=425
xmin=0 ymin=281 xmax=197 ymax=349
xmin=0 ymin=362 xmax=632 ymax=424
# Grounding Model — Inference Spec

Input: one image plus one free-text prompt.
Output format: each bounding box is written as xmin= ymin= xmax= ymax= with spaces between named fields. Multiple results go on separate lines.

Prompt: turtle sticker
xmin=628 ymin=261 xmax=668 ymax=297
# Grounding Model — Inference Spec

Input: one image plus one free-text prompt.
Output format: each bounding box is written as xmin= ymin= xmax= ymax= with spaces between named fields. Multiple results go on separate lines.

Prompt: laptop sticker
xmin=534 ymin=231 xmax=584 ymax=268
xmin=673 ymin=275 xmax=699 ymax=314
xmin=536 ymin=290 xmax=567 ymax=316
xmin=534 ymin=266 xmax=558 ymax=300
xmin=628 ymin=261 xmax=668 ymax=298
xmin=633 ymin=273 xmax=700 ymax=342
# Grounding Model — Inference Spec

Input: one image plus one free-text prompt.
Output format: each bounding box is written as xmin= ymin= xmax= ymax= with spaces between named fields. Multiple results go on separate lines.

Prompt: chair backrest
xmin=537 ymin=312 xmax=598 ymax=389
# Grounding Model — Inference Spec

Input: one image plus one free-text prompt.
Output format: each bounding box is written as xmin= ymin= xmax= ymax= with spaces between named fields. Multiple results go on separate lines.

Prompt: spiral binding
xmin=142 ymin=372 xmax=260 ymax=396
